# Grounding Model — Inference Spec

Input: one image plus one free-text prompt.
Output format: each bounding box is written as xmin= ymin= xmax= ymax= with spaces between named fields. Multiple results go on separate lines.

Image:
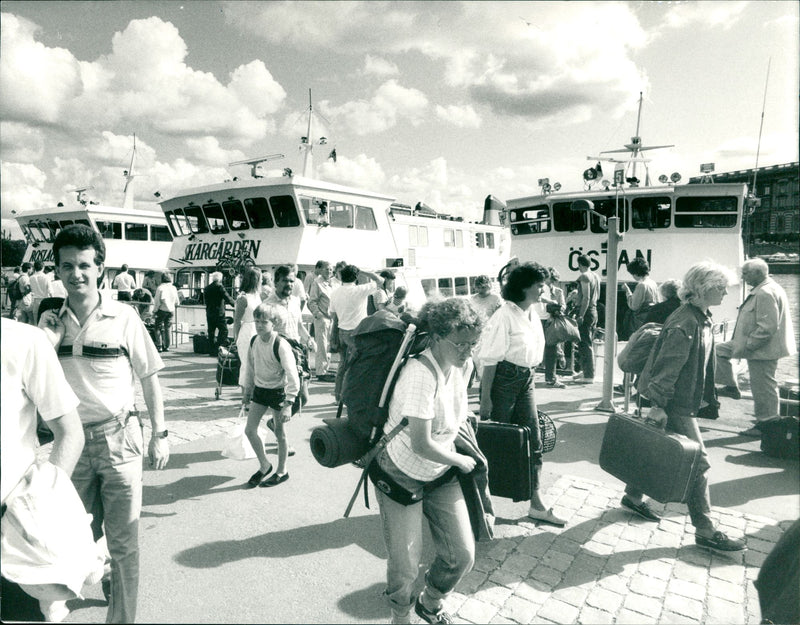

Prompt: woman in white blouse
xmin=234 ymin=266 xmax=263 ymax=387
xmin=477 ymin=262 xmax=567 ymax=527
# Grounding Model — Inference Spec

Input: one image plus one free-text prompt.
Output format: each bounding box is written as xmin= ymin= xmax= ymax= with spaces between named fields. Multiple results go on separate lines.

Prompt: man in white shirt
xmin=1 ymin=319 xmax=85 ymax=622
xmin=306 ymin=261 xmax=336 ymax=381
xmin=153 ymin=273 xmax=180 ymax=352
xmin=29 ymin=260 xmax=51 ymax=323
xmin=329 ymin=264 xmax=382 ymax=402
xmin=112 ymin=264 xmax=136 ymax=301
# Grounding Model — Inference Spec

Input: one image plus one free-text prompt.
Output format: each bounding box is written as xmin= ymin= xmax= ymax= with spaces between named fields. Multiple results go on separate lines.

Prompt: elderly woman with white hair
xmin=620 ymin=260 xmax=747 ymax=554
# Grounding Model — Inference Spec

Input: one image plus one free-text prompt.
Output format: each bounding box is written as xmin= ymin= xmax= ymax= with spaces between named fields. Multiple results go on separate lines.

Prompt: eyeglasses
xmin=441 ymin=336 xmax=480 ymax=352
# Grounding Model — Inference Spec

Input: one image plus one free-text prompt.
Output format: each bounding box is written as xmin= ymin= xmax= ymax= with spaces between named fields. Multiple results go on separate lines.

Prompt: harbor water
xmin=774 ymin=273 xmax=799 ymax=384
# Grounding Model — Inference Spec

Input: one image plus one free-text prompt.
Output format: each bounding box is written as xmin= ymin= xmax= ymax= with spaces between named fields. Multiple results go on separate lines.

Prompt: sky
xmin=1 ymin=1 xmax=798 ymax=238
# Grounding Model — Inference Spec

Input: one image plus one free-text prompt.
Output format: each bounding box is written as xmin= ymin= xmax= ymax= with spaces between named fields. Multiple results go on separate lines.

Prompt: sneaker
xmin=546 ymin=380 xmax=566 ymax=389
xmin=695 ymin=530 xmax=746 ymax=553
xmin=621 ymin=495 xmax=661 ymax=521
xmin=414 ymin=597 xmax=452 ymax=624
xmin=716 ymin=385 xmax=742 ymax=400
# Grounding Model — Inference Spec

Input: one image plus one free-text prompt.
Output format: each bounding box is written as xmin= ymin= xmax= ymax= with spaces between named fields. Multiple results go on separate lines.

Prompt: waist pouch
xmin=368 ymin=448 xmax=455 ymax=506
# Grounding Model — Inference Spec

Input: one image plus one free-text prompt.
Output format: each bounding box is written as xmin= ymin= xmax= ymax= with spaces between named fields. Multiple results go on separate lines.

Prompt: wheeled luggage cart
xmin=215 ymin=344 xmax=241 ymax=399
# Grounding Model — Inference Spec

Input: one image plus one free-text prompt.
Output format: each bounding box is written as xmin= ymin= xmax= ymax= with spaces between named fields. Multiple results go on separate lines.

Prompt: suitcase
xmin=476 ymin=421 xmax=532 ymax=502
xmin=193 ymin=333 xmax=210 ymax=354
xmin=599 ymin=412 xmax=702 ymax=503
xmin=780 ymin=382 xmax=799 ymax=402
xmin=760 ymin=417 xmax=799 ymax=459
xmin=215 ymin=352 xmax=240 ymax=386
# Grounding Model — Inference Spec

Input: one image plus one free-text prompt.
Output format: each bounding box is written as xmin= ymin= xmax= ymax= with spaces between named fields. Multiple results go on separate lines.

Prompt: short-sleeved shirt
xmin=154 ymin=283 xmax=180 ymax=312
xmin=29 ymin=271 xmax=50 ymax=299
xmin=470 ymin=293 xmax=502 ymax=321
xmin=243 ymin=334 xmax=300 ymax=403
xmin=265 ymin=293 xmax=305 ymax=341
xmin=56 ymin=295 xmax=163 ymax=424
xmin=329 ymin=282 xmax=376 ymax=331
xmin=1 ymin=319 xmax=80 ymax=503
xmin=384 ymin=350 xmax=471 ymax=481
xmin=576 ymin=270 xmax=600 ymax=313
xmin=112 ymin=272 xmax=136 ymax=293
xmin=476 ymin=301 xmax=545 ymax=368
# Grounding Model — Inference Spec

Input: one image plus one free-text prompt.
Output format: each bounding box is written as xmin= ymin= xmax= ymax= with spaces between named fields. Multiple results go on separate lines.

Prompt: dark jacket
xmin=454 ymin=419 xmax=495 ymax=542
xmin=645 ymin=296 xmax=682 ymax=325
xmin=204 ymin=281 xmax=235 ymax=317
xmin=638 ymin=303 xmax=716 ymax=418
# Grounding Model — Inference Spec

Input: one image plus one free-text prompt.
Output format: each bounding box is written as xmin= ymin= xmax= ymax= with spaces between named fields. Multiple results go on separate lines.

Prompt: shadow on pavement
xmin=158 ymin=450 xmax=224 ymax=470
xmin=711 ymin=470 xmax=800 ymax=511
xmin=337 ymin=582 xmax=388 ymax=621
xmin=143 ymin=474 xmax=243 ymax=507
xmin=173 ymin=514 xmax=385 ymax=568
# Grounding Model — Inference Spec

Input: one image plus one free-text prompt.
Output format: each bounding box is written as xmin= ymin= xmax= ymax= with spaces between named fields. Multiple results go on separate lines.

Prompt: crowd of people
xmin=2 ymin=223 xmax=796 ymax=624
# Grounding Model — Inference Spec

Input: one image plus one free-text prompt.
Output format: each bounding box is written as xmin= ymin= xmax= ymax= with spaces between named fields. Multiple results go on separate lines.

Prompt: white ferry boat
xmin=505 ymin=98 xmax=751 ymax=335
xmin=15 ymin=140 xmax=173 ymax=289
xmin=159 ymin=99 xmax=509 ymax=308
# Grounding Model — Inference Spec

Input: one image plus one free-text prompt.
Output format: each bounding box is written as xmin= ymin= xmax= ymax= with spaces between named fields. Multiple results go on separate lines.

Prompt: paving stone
xmin=527 ymin=565 xmax=562 ymax=588
xmin=585 ymin=494 xmax=612 ymax=508
xmin=488 ymin=615 xmax=516 ymax=625
xmin=585 ymin=585 xmax=625 ymax=613
xmin=717 ymin=513 xmax=747 ymax=531
xmin=629 ymin=572 xmax=668 ymax=597
xmin=517 ymin=534 xmax=555 ymax=557
xmin=705 ymin=596 xmax=746 ymax=624
xmin=663 ymin=592 xmax=704 ymax=620
xmin=677 ymin=546 xmax=712 ymax=567
xmin=500 ymin=553 xmax=539 ymax=577
xmin=660 ymin=610 xmax=701 ymax=624
xmin=577 ymin=605 xmax=615 ymax=625
xmin=615 ymin=608 xmax=659 ymax=624
xmin=622 ymin=591 xmax=663 ymax=616
xmin=488 ymin=568 xmax=523 ymax=590
xmin=672 ymin=560 xmax=709 ymax=585
xmin=541 ymin=550 xmax=574 ymax=573
xmin=457 ymin=570 xmax=489 ymax=594
xmin=649 ymin=529 xmax=683 ymax=549
xmin=744 ymin=549 xmax=767 ymax=568
xmin=551 ymin=538 xmax=583 ymax=556
xmin=513 ymin=580 xmax=550 ymax=605
xmin=707 ymin=576 xmax=746 ymax=602
xmin=537 ymin=597 xmax=580 ymax=624
xmin=582 ymin=540 xmax=615 ymax=556
xmin=597 ymin=573 xmax=630 ymax=595
xmin=709 ymin=563 xmax=745 ymax=584
xmin=550 ymin=584 xmax=589 ymax=608
xmin=636 ymin=558 xmax=674 ymax=580
xmin=474 ymin=583 xmax=514 ymax=607
xmin=660 ymin=518 xmax=687 ymax=535
xmin=498 ymin=595 xmax=540 ymax=624
xmin=474 ymin=556 xmax=499 ymax=573
xmin=667 ymin=577 xmax=706 ymax=601
xmin=619 ymin=524 xmax=654 ymax=545
xmin=457 ymin=598 xmax=499 ymax=624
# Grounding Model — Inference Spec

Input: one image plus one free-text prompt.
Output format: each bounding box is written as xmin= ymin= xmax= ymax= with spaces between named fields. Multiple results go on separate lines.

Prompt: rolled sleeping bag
xmin=310 ymin=418 xmax=371 ymax=468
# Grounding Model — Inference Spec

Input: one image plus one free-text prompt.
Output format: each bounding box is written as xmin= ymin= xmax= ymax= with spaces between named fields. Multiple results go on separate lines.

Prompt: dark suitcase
xmin=760 ymin=417 xmax=799 ymax=459
xmin=193 ymin=333 xmax=210 ymax=354
xmin=216 ymin=353 xmax=240 ymax=386
xmin=780 ymin=382 xmax=799 ymax=402
xmin=476 ymin=421 xmax=531 ymax=502
xmin=599 ymin=412 xmax=702 ymax=503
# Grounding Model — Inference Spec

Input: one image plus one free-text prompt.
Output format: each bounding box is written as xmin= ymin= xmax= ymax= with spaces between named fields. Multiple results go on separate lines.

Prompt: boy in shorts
xmin=242 ymin=303 xmax=300 ymax=488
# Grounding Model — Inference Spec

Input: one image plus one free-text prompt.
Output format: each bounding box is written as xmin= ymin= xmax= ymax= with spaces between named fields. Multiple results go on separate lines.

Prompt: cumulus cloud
xmin=435 ymin=104 xmax=481 ymax=128
xmin=184 ymin=137 xmax=247 ymax=166
xmin=362 ymin=55 xmax=399 ymax=77
xmin=316 ymin=153 xmax=386 ymax=190
xmin=663 ymin=1 xmax=748 ymax=30
xmin=0 ymin=122 xmax=46 ymax=162
xmin=0 ymin=161 xmax=52 ymax=219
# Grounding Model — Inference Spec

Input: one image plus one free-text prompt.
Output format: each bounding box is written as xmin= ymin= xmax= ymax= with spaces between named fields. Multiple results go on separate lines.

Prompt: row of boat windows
xmin=509 ymin=196 xmax=739 ymax=235
xmin=421 ymin=276 xmax=492 ymax=298
xmin=409 ymin=225 xmax=496 ymax=249
xmin=22 ymin=219 xmax=173 ymax=243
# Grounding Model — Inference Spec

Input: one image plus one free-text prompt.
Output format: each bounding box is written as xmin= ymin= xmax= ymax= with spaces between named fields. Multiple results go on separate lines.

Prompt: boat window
xmin=184 ymin=206 xmax=209 ymax=234
xmin=27 ymin=222 xmax=46 ymax=242
xmin=269 ymin=195 xmax=300 ymax=227
xmin=59 ymin=220 xmax=74 ymax=228
xmin=585 ymin=198 xmax=628 ymax=234
xmin=455 ymin=230 xmax=463 ymax=247
xmin=328 ymin=202 xmax=353 ymax=229
xmin=222 ymin=200 xmax=249 ymax=231
xmin=454 ymin=276 xmax=469 ymax=296
xmin=202 ymin=203 xmax=229 ymax=234
xmin=475 ymin=232 xmax=485 ymax=248
xmin=301 ymin=197 xmax=325 ymax=225
xmin=409 ymin=225 xmax=428 ymax=246
xmin=75 ymin=219 xmax=91 ymax=228
xmin=509 ymin=204 xmax=551 ymax=235
xmin=632 ymin=196 xmax=671 ymax=229
xmin=48 ymin=220 xmax=63 ymax=240
xmin=421 ymin=279 xmax=436 ymax=297
xmin=552 ymin=202 xmax=588 ymax=232
xmin=444 ymin=229 xmax=455 ymax=247
xmin=150 ymin=225 xmax=173 ymax=242
xmin=486 ymin=232 xmax=495 ymax=248
xmin=244 ymin=197 xmax=274 ymax=229
xmin=165 ymin=209 xmax=187 ymax=237
xmin=125 ymin=222 xmax=148 ymax=241
xmin=354 ymin=205 xmax=377 ymax=230
xmin=96 ymin=221 xmax=122 ymax=240
xmin=675 ymin=196 xmax=738 ymax=228
xmin=438 ymin=277 xmax=454 ymax=297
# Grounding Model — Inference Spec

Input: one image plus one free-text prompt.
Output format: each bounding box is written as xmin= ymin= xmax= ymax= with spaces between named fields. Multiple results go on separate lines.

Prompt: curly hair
xmin=53 ymin=224 xmax=106 ymax=266
xmin=627 ymin=257 xmax=650 ymax=278
xmin=679 ymin=261 xmax=736 ymax=306
xmin=501 ymin=262 xmax=549 ymax=303
xmin=418 ymin=297 xmax=483 ymax=338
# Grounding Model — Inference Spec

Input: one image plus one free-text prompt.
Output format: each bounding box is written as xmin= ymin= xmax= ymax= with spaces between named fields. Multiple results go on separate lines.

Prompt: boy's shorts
xmin=252 ymin=386 xmax=286 ymax=411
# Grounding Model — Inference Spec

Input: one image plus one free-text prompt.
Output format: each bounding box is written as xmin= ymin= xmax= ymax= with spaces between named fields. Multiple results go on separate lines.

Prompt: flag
xmin=328 ymin=148 xmax=337 ymax=163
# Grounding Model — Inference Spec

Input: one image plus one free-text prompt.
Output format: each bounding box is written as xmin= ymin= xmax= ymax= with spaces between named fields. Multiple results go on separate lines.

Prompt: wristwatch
xmin=154 ymin=430 xmax=169 ymax=439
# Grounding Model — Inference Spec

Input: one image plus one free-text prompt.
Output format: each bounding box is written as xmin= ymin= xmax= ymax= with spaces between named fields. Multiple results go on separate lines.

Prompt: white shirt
xmin=265 ymin=293 xmax=305 ymax=341
xmin=29 ymin=271 xmax=51 ymax=299
xmin=1 ymin=319 xmax=80 ymax=503
xmin=243 ymin=334 xmax=300 ymax=402
xmin=154 ymin=283 xmax=180 ymax=312
xmin=384 ymin=350 xmax=471 ymax=481
xmin=112 ymin=271 xmax=136 ymax=293
xmin=48 ymin=279 xmax=68 ymax=298
xmin=477 ymin=301 xmax=545 ymax=368
xmin=329 ymin=282 xmax=376 ymax=331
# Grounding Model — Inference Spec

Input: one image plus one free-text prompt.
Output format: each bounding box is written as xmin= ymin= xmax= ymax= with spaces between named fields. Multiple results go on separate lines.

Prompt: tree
xmin=1 ymin=231 xmax=26 ymax=267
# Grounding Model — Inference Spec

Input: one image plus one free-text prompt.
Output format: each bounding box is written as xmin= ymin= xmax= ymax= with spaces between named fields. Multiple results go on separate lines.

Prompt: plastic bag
xmin=221 ymin=407 xmax=256 ymax=460
xmin=543 ymin=316 xmax=580 ymax=345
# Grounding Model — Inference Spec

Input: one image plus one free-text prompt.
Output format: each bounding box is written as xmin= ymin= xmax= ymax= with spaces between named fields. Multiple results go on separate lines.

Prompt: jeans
xmin=334 ymin=329 xmax=355 ymax=402
xmin=489 ymin=360 xmax=542 ymax=490
xmin=313 ymin=316 xmax=332 ymax=375
xmin=625 ymin=414 xmax=713 ymax=533
xmin=206 ymin=313 xmax=228 ymax=355
xmin=154 ymin=310 xmax=173 ymax=350
xmin=716 ymin=342 xmax=780 ymax=421
xmin=577 ymin=308 xmax=598 ymax=379
xmin=377 ymin=478 xmax=474 ymax=613
xmin=72 ymin=416 xmax=143 ymax=624
xmin=543 ymin=343 xmax=561 ymax=383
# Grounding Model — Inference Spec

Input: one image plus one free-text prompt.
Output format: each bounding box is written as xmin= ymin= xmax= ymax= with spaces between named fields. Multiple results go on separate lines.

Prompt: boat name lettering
xmin=30 ymin=249 xmax=55 ymax=264
xmin=568 ymin=246 xmax=652 ymax=275
xmin=182 ymin=239 xmax=262 ymax=262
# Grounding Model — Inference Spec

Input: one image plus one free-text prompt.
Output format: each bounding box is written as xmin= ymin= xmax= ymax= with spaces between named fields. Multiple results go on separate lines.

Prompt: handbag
xmin=543 ymin=315 xmax=580 ymax=345
xmin=368 ymin=446 xmax=455 ymax=506
xmin=221 ymin=406 xmax=256 ymax=460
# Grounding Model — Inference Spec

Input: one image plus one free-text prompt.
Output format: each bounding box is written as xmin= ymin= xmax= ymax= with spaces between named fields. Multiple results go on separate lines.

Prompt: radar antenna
xmin=66 ymin=186 xmax=95 ymax=206
xmin=229 ymin=154 xmax=285 ymax=179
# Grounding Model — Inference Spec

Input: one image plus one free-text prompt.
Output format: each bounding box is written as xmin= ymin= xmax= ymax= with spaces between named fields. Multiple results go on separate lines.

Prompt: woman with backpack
xmin=375 ymin=297 xmax=482 ymax=624
xmin=477 ymin=262 xmax=567 ymax=527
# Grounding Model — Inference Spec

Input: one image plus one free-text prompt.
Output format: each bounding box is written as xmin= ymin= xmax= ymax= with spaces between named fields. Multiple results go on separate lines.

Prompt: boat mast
xmin=122 ymin=134 xmax=136 ymax=211
xmin=751 ymin=58 xmax=771 ymax=196
xmin=631 ymin=93 xmax=643 ymax=183
xmin=301 ymin=89 xmax=313 ymax=177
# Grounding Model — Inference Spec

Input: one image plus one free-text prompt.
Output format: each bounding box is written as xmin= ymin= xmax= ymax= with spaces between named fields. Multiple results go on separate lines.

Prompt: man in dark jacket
xmin=204 ymin=272 xmax=235 ymax=356
xmin=645 ymin=279 xmax=682 ymax=325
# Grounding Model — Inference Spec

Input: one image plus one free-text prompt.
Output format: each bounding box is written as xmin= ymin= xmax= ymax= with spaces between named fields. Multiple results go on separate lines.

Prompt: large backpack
xmin=617 ymin=322 xmax=662 ymax=374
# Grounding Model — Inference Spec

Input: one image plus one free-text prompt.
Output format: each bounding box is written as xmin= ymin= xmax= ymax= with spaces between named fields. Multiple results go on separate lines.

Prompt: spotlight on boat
xmin=553 ymin=182 xmax=562 ymax=191
xmin=154 ymin=191 xmax=161 ymax=198
xmin=658 ymin=175 xmax=669 ymax=184
xmin=601 ymin=179 xmax=610 ymax=190
xmin=670 ymin=172 xmax=682 ymax=183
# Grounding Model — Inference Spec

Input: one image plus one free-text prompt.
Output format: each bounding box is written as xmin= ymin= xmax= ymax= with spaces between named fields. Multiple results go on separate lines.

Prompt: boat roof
xmin=16 ymin=202 xmax=164 ymax=221
xmin=506 ymin=181 xmax=749 ymax=205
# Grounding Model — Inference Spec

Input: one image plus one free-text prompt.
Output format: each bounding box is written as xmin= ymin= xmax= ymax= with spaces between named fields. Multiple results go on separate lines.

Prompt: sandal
xmin=246 ymin=464 xmax=273 ymax=488
xmin=527 ymin=507 xmax=567 ymax=527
